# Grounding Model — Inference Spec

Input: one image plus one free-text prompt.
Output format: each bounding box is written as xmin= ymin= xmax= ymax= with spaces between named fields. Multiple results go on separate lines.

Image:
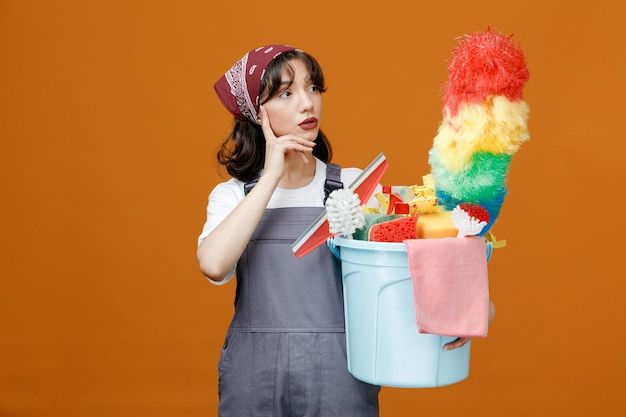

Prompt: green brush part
xmin=430 ymin=150 xmax=512 ymax=201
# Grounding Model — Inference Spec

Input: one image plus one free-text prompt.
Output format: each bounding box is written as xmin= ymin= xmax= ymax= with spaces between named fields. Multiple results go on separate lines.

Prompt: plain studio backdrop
xmin=1 ymin=1 xmax=624 ymax=416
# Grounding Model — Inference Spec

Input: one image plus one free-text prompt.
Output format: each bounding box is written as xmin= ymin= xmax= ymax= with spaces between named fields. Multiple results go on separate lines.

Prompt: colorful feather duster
xmin=428 ymin=28 xmax=530 ymax=235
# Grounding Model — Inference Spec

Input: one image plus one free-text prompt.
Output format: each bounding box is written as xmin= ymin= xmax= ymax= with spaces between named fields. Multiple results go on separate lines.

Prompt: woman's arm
xmin=197 ymin=173 xmax=281 ymax=282
xmin=197 ymin=106 xmax=316 ymax=282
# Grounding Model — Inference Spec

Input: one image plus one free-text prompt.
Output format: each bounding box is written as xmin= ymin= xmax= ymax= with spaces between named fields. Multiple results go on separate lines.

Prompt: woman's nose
xmin=298 ymin=90 xmax=314 ymax=111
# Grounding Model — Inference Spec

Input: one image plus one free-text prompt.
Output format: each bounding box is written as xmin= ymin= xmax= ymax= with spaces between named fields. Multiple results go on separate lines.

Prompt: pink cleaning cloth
xmin=404 ymin=237 xmax=489 ymax=338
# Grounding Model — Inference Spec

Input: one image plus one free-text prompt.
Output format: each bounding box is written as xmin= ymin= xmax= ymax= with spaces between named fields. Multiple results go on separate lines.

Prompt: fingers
xmin=258 ymin=105 xmax=315 ymax=170
xmin=443 ymin=337 xmax=470 ymax=351
xmin=259 ymin=106 xmax=314 ymax=152
xmin=257 ymin=106 xmax=276 ymax=141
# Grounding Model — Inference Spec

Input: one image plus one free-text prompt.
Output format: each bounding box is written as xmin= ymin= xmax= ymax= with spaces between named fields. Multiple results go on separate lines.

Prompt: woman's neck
xmin=278 ymin=153 xmax=316 ymax=189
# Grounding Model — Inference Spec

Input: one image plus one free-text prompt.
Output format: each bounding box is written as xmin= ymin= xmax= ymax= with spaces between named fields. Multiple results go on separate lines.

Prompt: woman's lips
xmin=299 ymin=117 xmax=318 ymax=130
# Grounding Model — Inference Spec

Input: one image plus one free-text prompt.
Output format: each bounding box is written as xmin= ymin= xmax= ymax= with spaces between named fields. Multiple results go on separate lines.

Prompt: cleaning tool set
xmin=296 ymin=28 xmax=529 ymax=389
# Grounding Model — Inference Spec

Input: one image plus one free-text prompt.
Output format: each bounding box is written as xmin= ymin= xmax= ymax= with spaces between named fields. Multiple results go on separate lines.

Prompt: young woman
xmin=197 ymin=45 xmax=381 ymax=416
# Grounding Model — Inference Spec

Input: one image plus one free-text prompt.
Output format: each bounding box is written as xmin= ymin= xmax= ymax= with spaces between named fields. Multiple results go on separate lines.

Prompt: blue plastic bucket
xmin=328 ymin=236 xmax=471 ymax=388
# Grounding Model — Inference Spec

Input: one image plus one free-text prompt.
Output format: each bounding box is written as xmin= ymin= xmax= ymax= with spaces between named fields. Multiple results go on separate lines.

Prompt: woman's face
xmin=260 ymin=59 xmax=323 ymax=142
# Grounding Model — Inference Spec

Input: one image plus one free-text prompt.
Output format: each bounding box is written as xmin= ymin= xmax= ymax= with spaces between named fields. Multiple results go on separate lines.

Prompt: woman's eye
xmin=278 ymin=90 xmax=291 ymax=98
xmin=308 ymin=85 xmax=321 ymax=93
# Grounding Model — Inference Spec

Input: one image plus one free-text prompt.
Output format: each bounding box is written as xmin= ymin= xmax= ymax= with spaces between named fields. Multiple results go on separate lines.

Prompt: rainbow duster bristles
xmin=443 ymin=28 xmax=529 ymax=116
xmin=428 ymin=28 xmax=530 ymax=235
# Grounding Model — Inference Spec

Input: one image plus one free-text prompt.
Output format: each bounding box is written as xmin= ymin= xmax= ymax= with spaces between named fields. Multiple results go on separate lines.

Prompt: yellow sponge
xmin=416 ymin=208 xmax=458 ymax=238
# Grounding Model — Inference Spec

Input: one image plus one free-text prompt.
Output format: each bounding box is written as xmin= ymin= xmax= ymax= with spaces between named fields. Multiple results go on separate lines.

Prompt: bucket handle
xmin=327 ymin=238 xmax=341 ymax=260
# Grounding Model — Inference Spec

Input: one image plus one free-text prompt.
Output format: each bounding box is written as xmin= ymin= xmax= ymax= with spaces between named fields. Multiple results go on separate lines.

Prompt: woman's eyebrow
xmin=278 ymin=80 xmax=294 ymax=88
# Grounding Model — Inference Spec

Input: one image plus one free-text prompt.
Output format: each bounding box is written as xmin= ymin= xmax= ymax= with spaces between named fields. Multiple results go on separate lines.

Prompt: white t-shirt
xmin=197 ymin=158 xmax=375 ymax=285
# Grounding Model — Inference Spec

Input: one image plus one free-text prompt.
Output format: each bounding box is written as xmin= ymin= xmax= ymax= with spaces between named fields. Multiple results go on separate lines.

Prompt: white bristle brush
xmin=451 ymin=203 xmax=490 ymax=238
xmin=325 ymin=189 xmax=365 ymax=238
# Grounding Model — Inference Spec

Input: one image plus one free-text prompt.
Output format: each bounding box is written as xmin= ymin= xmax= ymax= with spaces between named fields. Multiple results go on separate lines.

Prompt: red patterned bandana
xmin=214 ymin=44 xmax=297 ymax=122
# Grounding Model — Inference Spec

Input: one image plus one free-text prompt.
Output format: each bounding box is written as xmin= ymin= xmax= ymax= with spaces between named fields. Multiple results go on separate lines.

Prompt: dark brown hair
xmin=216 ymin=50 xmax=332 ymax=183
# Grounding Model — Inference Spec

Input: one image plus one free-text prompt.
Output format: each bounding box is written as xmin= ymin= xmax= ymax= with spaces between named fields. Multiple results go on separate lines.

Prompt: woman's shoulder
xmin=209 ymin=177 xmax=246 ymax=203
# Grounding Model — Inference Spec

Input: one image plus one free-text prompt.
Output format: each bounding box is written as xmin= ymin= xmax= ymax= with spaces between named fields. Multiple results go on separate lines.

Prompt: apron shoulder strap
xmin=243 ymin=162 xmax=344 ymax=201
xmin=323 ymin=162 xmax=343 ymax=203
xmin=243 ymin=177 xmax=259 ymax=195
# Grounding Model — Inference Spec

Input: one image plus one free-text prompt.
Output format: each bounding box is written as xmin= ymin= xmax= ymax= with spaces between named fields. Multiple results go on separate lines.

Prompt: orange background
xmin=2 ymin=1 xmax=625 ymax=416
